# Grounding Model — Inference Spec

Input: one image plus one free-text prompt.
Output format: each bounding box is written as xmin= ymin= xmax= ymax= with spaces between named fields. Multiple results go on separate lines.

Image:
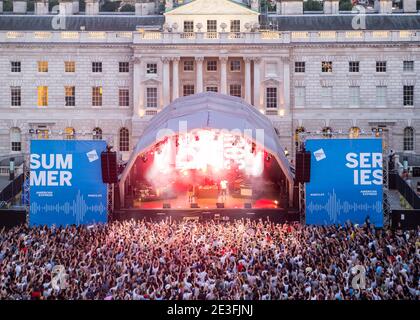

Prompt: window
xmin=92 ymin=87 xmax=103 ymax=107
xmin=207 ymin=60 xmax=217 ymax=72
xmin=207 ymin=20 xmax=217 ymax=32
xmin=38 ymin=61 xmax=48 ymax=73
xmin=376 ymin=61 xmax=386 ymax=72
xmin=321 ymin=61 xmax=333 ymax=73
xmin=119 ymin=128 xmax=129 ymax=152
xmin=349 ymin=61 xmax=360 ymax=73
xmin=184 ymin=21 xmax=194 ymax=33
xmin=230 ymin=20 xmax=240 ymax=32
xmin=294 ymin=61 xmax=305 ymax=73
xmin=403 ymin=127 xmax=414 ymax=151
xmin=11 ymin=86 xmax=21 ymax=107
xmin=146 ymin=63 xmax=157 ymax=74
xmin=349 ymin=86 xmax=360 ymax=107
xmin=65 ymin=86 xmax=76 ymax=107
xmin=266 ymin=88 xmax=278 ymax=109
xmin=321 ymin=86 xmax=333 ymax=107
xmin=92 ymin=62 xmax=102 ymax=73
xmin=230 ymin=60 xmax=241 ymax=72
xmin=11 ymin=61 xmax=21 ymax=73
xmin=183 ymin=85 xmax=195 ymax=97
xmin=93 ymin=127 xmax=102 ymax=140
xmin=37 ymin=86 xmax=48 ymax=107
xmin=403 ymin=85 xmax=414 ymax=106
xmin=119 ymin=88 xmax=130 ymax=107
xmin=376 ymin=86 xmax=387 ymax=106
xmin=295 ymin=86 xmax=306 ymax=107
xmin=65 ymin=127 xmax=75 ymax=140
xmin=65 ymin=61 xmax=75 ymax=73
xmin=10 ymin=128 xmax=21 ymax=152
xmin=119 ymin=62 xmax=130 ymax=73
xmin=322 ymin=127 xmax=333 ymax=138
xmin=206 ymin=86 xmax=218 ymax=93
xmin=229 ymin=84 xmax=242 ymax=98
xmin=403 ymin=60 xmax=414 ymax=72
xmin=146 ymin=87 xmax=158 ymax=108
xmin=184 ymin=60 xmax=194 ymax=72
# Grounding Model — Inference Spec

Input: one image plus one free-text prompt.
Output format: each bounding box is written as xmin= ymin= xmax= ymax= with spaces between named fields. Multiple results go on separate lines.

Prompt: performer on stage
xmin=188 ymin=184 xmax=194 ymax=203
xmin=220 ymin=179 xmax=228 ymax=202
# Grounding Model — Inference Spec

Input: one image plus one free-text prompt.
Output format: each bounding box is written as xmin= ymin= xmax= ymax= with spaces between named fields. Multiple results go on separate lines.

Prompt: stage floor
xmin=132 ymin=193 xmax=280 ymax=210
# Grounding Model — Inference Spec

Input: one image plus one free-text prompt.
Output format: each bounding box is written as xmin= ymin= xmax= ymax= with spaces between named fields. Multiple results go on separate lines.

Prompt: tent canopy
xmin=119 ymin=93 xmax=294 ymax=202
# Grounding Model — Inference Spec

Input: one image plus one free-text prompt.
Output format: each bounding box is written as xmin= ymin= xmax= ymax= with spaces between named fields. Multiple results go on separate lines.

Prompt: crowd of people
xmin=0 ymin=219 xmax=418 ymax=300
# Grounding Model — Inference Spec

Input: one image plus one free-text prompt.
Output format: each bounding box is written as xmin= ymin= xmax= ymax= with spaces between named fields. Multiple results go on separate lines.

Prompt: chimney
xmin=59 ymin=0 xmax=74 ymax=15
xmin=323 ymin=0 xmax=339 ymax=14
xmin=374 ymin=0 xmax=392 ymax=13
xmin=165 ymin=0 xmax=173 ymax=11
xmin=275 ymin=0 xmax=281 ymax=14
xmin=280 ymin=0 xmax=303 ymax=15
xmin=13 ymin=0 xmax=28 ymax=13
xmin=403 ymin=0 xmax=417 ymax=12
xmin=35 ymin=0 xmax=49 ymax=15
xmin=250 ymin=0 xmax=259 ymax=12
xmin=72 ymin=0 xmax=79 ymax=14
xmin=85 ymin=0 xmax=100 ymax=15
xmin=136 ymin=0 xmax=156 ymax=15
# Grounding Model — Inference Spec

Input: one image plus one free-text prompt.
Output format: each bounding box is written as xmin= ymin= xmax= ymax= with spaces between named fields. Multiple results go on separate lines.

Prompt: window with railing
xmin=184 ymin=21 xmax=194 ymax=33
xmin=230 ymin=20 xmax=240 ymax=33
xmin=207 ymin=20 xmax=217 ymax=32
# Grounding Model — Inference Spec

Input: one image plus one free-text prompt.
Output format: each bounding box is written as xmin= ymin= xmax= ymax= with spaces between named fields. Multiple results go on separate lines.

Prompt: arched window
xmin=65 ymin=127 xmax=75 ymax=140
xmin=93 ymin=127 xmax=102 ymax=140
xmin=10 ymin=127 xmax=21 ymax=152
xmin=403 ymin=127 xmax=414 ymax=151
xmin=119 ymin=127 xmax=129 ymax=152
xmin=322 ymin=126 xmax=333 ymax=138
xmin=349 ymin=127 xmax=360 ymax=139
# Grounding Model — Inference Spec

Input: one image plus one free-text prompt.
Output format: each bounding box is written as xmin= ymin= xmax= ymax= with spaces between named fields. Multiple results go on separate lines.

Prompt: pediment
xmin=165 ymin=0 xmax=259 ymax=16
xmin=142 ymin=78 xmax=161 ymax=85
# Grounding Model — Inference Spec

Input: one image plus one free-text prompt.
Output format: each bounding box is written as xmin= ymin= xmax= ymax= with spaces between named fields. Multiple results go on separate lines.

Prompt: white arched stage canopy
xmin=119 ymin=92 xmax=294 ymax=206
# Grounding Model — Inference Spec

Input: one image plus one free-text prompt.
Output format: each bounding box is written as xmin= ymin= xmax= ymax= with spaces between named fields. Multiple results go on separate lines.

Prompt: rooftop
xmin=0 ymin=13 xmax=419 ymax=31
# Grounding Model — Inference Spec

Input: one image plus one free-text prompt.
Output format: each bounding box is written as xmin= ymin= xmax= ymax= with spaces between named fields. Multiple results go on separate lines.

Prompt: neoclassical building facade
xmin=0 ymin=0 xmax=419 ymax=163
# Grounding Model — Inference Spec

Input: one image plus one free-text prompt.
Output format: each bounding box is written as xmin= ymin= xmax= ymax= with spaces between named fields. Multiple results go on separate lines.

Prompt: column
xmin=282 ymin=56 xmax=290 ymax=114
xmin=195 ymin=56 xmax=204 ymax=93
xmin=132 ymin=57 xmax=143 ymax=117
xmin=253 ymin=57 xmax=261 ymax=109
xmin=162 ymin=57 xmax=171 ymax=107
xmin=244 ymin=57 xmax=252 ymax=104
xmin=172 ymin=57 xmax=180 ymax=101
xmin=220 ymin=56 xmax=228 ymax=95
